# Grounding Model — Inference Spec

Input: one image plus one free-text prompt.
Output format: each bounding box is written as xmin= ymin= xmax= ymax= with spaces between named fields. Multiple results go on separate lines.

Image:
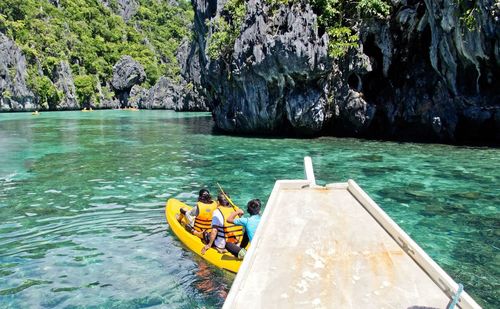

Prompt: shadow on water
xmin=162 ymin=114 xmax=214 ymax=135
xmin=355 ymin=154 xmax=385 ymax=162
xmin=211 ymin=125 xmax=321 ymax=140
xmin=361 ymin=166 xmax=404 ymax=176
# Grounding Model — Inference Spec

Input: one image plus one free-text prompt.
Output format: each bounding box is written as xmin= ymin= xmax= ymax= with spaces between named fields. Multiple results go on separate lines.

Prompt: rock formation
xmin=0 ymin=33 xmax=35 ymax=111
xmin=99 ymin=0 xmax=139 ymax=21
xmin=111 ymin=56 xmax=146 ymax=107
xmin=112 ymin=56 xmax=146 ymax=91
xmin=48 ymin=0 xmax=60 ymax=7
xmin=96 ymin=81 xmax=120 ymax=109
xmin=129 ymin=76 xmax=207 ymax=111
xmin=128 ymin=84 xmax=147 ymax=108
xmin=52 ymin=61 xmax=79 ymax=110
xmin=0 ymin=0 xmax=202 ymax=113
xmin=360 ymin=0 xmax=500 ymax=142
xmin=186 ymin=0 xmax=499 ymax=143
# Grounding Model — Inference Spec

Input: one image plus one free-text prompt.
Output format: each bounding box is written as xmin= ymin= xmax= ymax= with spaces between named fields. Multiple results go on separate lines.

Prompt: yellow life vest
xmin=194 ymin=201 xmax=217 ymax=232
xmin=214 ymin=206 xmax=244 ymax=244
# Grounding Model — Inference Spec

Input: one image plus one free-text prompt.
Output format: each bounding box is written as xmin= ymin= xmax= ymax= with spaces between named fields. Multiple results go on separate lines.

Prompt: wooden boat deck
xmin=223 ymin=158 xmax=480 ymax=309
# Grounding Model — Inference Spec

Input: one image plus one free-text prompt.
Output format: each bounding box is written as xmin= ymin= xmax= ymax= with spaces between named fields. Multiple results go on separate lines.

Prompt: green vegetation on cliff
xmin=310 ymin=0 xmax=390 ymax=57
xmin=207 ymin=0 xmax=481 ymax=62
xmin=74 ymin=74 xmax=97 ymax=106
xmin=0 ymin=0 xmax=193 ymax=106
xmin=27 ymin=72 xmax=62 ymax=109
xmin=207 ymin=0 xmax=246 ymax=61
xmin=207 ymin=0 xmax=391 ymax=60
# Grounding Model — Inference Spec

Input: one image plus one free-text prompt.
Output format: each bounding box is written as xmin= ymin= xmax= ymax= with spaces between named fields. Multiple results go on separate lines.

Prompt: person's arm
xmin=227 ymin=209 xmax=244 ymax=224
xmin=201 ymin=228 xmax=217 ymax=255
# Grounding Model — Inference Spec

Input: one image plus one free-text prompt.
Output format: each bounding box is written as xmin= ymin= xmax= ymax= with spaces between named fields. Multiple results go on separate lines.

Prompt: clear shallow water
xmin=0 ymin=110 xmax=498 ymax=308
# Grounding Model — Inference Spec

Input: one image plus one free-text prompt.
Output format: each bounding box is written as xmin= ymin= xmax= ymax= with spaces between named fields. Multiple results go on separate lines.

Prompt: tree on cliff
xmin=74 ymin=75 xmax=96 ymax=107
xmin=28 ymin=75 xmax=61 ymax=110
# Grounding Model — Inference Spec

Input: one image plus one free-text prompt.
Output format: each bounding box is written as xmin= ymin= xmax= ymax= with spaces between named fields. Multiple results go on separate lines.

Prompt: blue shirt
xmin=233 ymin=215 xmax=261 ymax=242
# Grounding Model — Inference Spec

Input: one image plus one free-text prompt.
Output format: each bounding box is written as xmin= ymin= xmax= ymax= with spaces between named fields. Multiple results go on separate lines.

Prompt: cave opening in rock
xmin=360 ymin=35 xmax=388 ymax=103
xmin=116 ymin=90 xmax=130 ymax=108
xmin=455 ymin=113 xmax=497 ymax=145
xmin=457 ymin=63 xmax=481 ymax=96
xmin=347 ymin=73 xmax=361 ymax=91
xmin=477 ymin=59 xmax=500 ymax=97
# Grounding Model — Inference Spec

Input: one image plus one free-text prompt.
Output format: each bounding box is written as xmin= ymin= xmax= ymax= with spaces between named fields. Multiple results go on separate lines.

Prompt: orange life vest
xmin=194 ymin=201 xmax=217 ymax=232
xmin=214 ymin=206 xmax=244 ymax=244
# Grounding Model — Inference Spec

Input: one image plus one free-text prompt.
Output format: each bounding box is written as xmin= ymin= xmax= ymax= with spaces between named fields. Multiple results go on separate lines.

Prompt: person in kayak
xmin=178 ymin=189 xmax=218 ymax=238
xmin=201 ymin=193 xmax=246 ymax=259
xmin=227 ymin=199 xmax=261 ymax=244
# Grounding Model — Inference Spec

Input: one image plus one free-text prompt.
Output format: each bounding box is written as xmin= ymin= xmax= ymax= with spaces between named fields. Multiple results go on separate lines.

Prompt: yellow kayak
xmin=165 ymin=198 xmax=243 ymax=273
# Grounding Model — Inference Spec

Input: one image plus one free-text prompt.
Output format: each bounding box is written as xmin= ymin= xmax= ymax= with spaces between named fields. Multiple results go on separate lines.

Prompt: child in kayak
xmin=201 ymin=193 xmax=246 ymax=259
xmin=227 ymin=199 xmax=261 ymax=244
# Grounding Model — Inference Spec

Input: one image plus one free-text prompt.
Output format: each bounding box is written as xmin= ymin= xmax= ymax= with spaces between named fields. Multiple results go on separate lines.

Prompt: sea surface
xmin=0 ymin=110 xmax=498 ymax=308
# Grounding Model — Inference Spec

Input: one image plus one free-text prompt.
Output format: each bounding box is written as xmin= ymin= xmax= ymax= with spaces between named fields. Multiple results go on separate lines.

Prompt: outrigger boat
xmin=223 ymin=157 xmax=481 ymax=308
xmin=165 ymin=198 xmax=243 ymax=273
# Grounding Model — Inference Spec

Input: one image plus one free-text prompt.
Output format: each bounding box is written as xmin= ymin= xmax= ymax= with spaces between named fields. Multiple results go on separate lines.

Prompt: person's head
xmin=217 ymin=192 xmax=230 ymax=207
xmin=198 ymin=189 xmax=212 ymax=203
xmin=247 ymin=199 xmax=261 ymax=215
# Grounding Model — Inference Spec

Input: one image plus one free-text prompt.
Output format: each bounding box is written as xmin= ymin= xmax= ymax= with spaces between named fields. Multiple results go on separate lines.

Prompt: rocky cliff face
xmin=0 ymin=33 xmax=35 ymax=111
xmin=0 ymin=0 xmax=202 ymax=113
xmin=111 ymin=55 xmax=146 ymax=107
xmin=187 ymin=0 xmax=499 ymax=143
xmin=127 ymin=77 xmax=208 ymax=111
xmin=0 ymin=35 xmax=78 ymax=111
xmin=53 ymin=61 xmax=79 ymax=110
xmin=99 ymin=0 xmax=139 ymax=21
xmin=0 ymin=40 xmax=204 ymax=112
xmin=361 ymin=0 xmax=500 ymax=142
xmin=110 ymin=54 xmax=207 ymax=111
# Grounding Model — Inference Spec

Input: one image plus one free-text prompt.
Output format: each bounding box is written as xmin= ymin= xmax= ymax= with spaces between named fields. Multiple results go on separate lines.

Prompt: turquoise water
xmin=0 ymin=110 xmax=498 ymax=308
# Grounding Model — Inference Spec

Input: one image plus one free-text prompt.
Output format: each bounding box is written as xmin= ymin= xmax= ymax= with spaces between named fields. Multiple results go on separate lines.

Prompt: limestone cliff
xmin=99 ymin=0 xmax=139 ymax=21
xmin=0 ymin=0 xmax=199 ymax=112
xmin=53 ymin=61 xmax=79 ymax=110
xmin=0 ymin=33 xmax=35 ymax=111
xmin=186 ymin=0 xmax=499 ymax=143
